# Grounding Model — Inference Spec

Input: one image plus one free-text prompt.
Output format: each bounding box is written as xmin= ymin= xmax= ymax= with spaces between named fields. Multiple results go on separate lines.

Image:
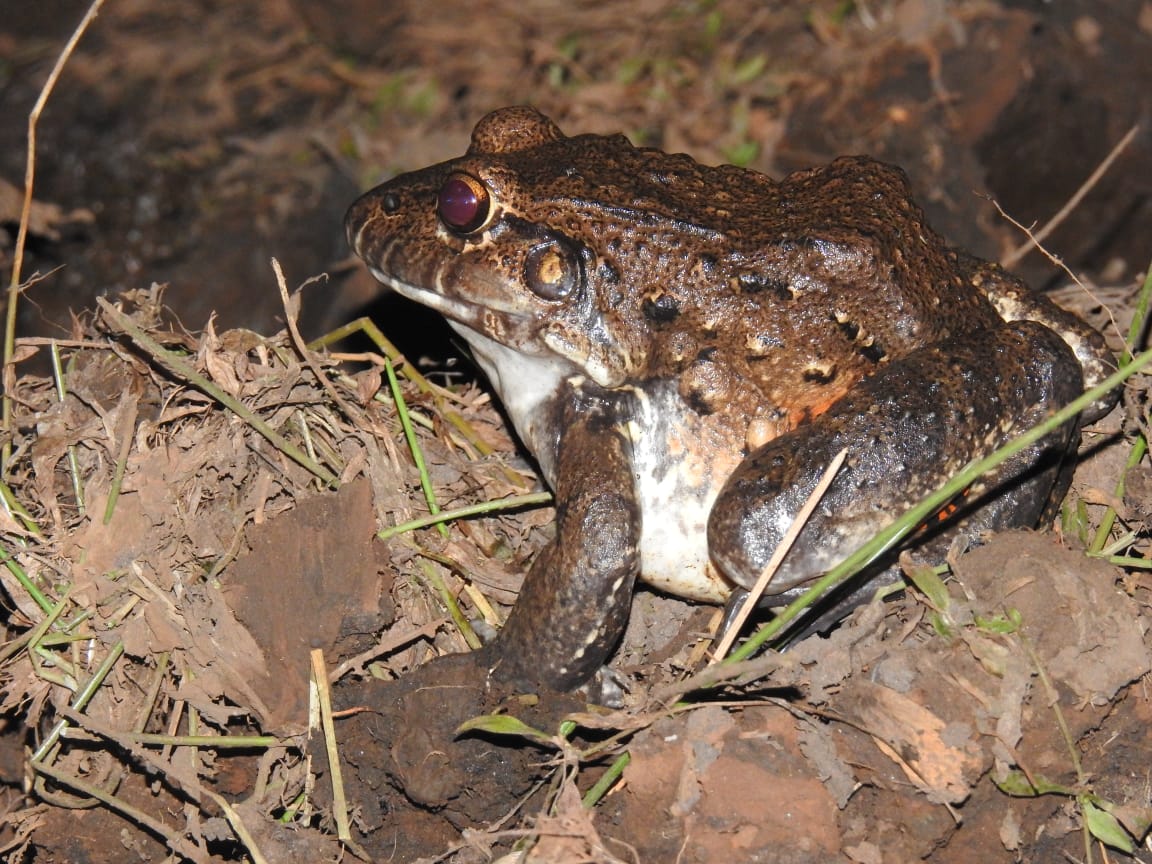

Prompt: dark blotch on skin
xmin=739 ymin=272 xmax=794 ymax=302
xmin=837 ymin=318 xmax=861 ymax=341
xmin=802 ymin=365 xmax=837 ymax=384
xmin=642 ymin=294 xmax=681 ymax=322
xmin=683 ymin=388 xmax=715 ymax=415
xmin=836 ymin=316 xmax=886 ymax=363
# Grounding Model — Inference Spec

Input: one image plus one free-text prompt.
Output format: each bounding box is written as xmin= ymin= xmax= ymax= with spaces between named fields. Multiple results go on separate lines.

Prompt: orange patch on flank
xmin=930 ymin=488 xmax=970 ymax=525
xmin=935 ymin=502 xmax=959 ymax=522
xmin=792 ymin=383 xmax=855 ymax=427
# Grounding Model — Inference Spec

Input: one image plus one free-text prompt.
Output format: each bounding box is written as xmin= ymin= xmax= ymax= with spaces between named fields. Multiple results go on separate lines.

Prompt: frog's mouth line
xmin=367 ymin=264 xmax=537 ymax=327
xmin=367 ymin=265 xmax=488 ymax=329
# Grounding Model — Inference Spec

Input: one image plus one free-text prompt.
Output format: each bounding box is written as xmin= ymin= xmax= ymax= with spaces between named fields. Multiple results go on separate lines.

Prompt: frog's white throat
xmin=448 ymin=321 xmax=578 ymax=484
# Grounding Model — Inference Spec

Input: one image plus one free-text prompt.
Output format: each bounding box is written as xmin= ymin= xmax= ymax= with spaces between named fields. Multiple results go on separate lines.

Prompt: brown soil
xmin=2 ymin=1 xmax=1151 ymax=862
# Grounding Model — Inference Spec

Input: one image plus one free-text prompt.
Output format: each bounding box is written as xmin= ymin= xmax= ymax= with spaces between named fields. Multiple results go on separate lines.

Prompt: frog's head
xmin=346 ymin=106 xmax=738 ymax=393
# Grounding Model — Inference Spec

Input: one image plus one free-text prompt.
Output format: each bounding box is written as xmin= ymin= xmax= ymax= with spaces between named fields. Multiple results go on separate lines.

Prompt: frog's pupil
xmin=438 ymin=175 xmax=488 ymax=232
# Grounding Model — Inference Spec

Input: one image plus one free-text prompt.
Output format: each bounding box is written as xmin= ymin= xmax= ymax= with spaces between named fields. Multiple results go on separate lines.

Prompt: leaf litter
xmin=1 ymin=285 xmax=1151 ymax=863
xmin=3 ymin=281 xmax=1152 ymax=862
xmin=0 ymin=283 xmax=551 ymax=861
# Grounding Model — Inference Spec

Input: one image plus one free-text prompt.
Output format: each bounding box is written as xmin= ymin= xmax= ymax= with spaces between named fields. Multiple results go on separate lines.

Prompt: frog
xmin=345 ymin=106 xmax=1116 ymax=693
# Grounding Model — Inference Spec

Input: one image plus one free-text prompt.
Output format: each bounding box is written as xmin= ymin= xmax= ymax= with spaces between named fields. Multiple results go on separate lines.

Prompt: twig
xmin=31 ymin=640 xmax=125 ymax=763
xmin=4 ymin=0 xmax=106 ymax=467
xmin=310 ymin=649 xmax=351 ymax=841
xmin=710 ymin=448 xmax=847 ymax=663
xmin=326 ymin=617 xmax=447 ymax=683
xmin=102 ymin=391 xmax=139 ymax=525
xmin=1001 ymin=124 xmax=1138 ymax=269
xmin=994 ymin=200 xmax=1122 ymax=345
xmin=30 ymin=760 xmax=211 ymax=864
xmin=271 ymin=258 xmax=358 ymax=424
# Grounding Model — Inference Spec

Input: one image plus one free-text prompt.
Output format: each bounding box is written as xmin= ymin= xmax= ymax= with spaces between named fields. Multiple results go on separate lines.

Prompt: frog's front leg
xmin=487 ymin=388 xmax=641 ymax=692
xmin=709 ymin=321 xmax=1086 ymax=613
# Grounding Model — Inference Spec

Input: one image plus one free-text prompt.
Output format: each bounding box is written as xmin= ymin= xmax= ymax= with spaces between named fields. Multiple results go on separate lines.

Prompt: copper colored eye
xmin=437 ymin=173 xmax=491 ymax=233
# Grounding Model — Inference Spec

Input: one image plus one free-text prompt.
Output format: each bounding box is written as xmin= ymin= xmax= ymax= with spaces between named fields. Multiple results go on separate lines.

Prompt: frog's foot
xmin=708 ymin=321 xmax=1085 ymax=622
xmin=323 ymin=645 xmax=587 ymax=823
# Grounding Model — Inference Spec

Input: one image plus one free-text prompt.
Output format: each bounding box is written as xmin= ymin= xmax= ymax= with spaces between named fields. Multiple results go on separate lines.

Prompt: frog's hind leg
xmin=708 ymin=320 xmax=1086 ymax=634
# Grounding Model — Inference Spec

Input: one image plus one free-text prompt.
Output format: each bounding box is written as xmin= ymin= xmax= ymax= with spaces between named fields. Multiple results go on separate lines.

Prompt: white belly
xmin=626 ymin=384 xmax=745 ymax=603
xmin=449 ymin=327 xmax=748 ymax=604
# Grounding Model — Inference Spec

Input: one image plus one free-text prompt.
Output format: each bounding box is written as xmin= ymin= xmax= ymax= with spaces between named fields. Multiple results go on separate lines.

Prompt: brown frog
xmin=345 ymin=106 xmax=1115 ymax=692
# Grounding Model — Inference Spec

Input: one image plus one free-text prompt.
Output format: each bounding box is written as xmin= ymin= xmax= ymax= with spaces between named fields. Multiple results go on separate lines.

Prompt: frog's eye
xmin=525 ymin=240 xmax=580 ymax=301
xmin=437 ymin=173 xmax=491 ymax=233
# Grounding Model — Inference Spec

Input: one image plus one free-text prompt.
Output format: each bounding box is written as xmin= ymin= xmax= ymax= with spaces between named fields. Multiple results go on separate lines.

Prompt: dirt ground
xmin=2 ymin=1 xmax=1152 ymax=862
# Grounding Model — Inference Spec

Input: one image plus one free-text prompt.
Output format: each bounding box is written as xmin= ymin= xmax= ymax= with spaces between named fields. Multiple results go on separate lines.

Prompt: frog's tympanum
xmin=346 ymin=107 xmax=1115 ymax=692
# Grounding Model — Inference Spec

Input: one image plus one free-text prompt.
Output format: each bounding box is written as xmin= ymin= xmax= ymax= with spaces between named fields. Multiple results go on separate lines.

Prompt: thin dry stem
xmin=1001 ymin=124 xmax=1138 ymax=270
xmin=5 ymin=0 xmax=107 ymax=462
xmin=709 ymin=447 xmax=847 ymax=662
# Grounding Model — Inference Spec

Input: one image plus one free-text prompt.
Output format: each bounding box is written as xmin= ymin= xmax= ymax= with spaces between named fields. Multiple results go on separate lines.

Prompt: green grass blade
xmin=728 ymin=343 xmax=1152 ymax=663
